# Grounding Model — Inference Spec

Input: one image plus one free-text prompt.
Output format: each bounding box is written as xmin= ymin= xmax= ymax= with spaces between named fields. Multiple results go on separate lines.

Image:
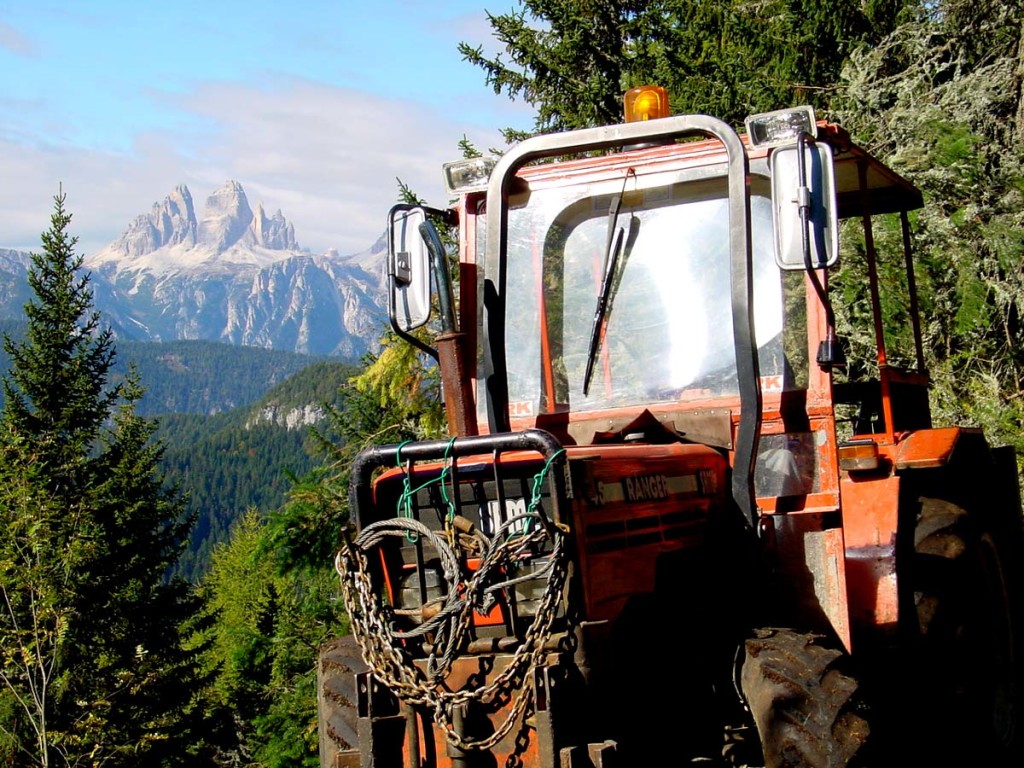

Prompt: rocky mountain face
xmin=74 ymin=181 xmax=387 ymax=358
xmin=111 ymin=185 xmax=199 ymax=258
xmin=247 ymin=402 xmax=325 ymax=431
xmin=93 ymin=181 xmax=301 ymax=268
xmin=0 ymin=249 xmax=34 ymax=315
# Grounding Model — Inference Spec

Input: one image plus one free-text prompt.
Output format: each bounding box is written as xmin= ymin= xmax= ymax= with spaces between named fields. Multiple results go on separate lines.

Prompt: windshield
xmin=497 ymin=167 xmax=790 ymax=418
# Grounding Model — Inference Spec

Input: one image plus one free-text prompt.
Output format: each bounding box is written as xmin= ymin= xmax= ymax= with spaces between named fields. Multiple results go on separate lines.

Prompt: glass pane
xmin=501 ymin=170 xmax=789 ymax=416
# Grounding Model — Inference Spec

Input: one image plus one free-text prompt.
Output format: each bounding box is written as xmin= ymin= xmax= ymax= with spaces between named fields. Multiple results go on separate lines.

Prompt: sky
xmin=0 ymin=1 xmax=531 ymax=257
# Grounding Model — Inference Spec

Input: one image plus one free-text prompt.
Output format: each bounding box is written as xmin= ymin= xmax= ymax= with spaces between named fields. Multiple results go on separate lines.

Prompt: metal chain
xmin=339 ymin=517 xmax=473 ymax=684
xmin=435 ymin=531 xmax=570 ymax=751
xmin=336 ymin=510 xmax=570 ymax=751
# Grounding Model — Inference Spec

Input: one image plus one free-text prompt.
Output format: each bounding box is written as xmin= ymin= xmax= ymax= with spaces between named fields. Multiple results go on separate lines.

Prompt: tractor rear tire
xmin=318 ymin=634 xmax=368 ymax=757
xmin=907 ymin=496 xmax=1023 ymax=762
xmin=740 ymin=628 xmax=870 ymax=767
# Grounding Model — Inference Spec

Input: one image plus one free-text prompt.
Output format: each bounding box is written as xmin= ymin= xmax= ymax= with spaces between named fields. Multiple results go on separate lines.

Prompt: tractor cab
xmin=322 ymin=92 xmax=1013 ymax=768
xmin=388 ymin=97 xmax=925 ymax=523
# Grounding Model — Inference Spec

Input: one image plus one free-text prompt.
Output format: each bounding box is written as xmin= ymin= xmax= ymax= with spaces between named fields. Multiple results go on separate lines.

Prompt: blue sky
xmin=0 ymin=1 xmax=529 ymax=255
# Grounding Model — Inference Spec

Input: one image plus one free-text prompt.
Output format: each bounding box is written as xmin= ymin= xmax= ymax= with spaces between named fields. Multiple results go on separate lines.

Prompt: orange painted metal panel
xmin=893 ymin=426 xmax=961 ymax=469
xmin=569 ymin=442 xmax=727 ymax=621
xmin=840 ymin=473 xmax=900 ymax=640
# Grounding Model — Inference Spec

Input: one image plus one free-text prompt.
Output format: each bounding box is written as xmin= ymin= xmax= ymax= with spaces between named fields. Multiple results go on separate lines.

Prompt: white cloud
xmin=0 ymin=135 xmax=184 ymax=255
xmin=0 ymin=77 xmax=509 ymax=258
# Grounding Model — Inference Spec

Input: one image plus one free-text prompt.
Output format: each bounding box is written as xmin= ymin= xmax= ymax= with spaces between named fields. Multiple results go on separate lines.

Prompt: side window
xmin=780 ymin=270 xmax=809 ymax=391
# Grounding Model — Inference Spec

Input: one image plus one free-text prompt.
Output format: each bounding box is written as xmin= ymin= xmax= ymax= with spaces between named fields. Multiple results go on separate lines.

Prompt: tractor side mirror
xmin=388 ymin=206 xmax=432 ymax=332
xmin=771 ymin=142 xmax=838 ymax=271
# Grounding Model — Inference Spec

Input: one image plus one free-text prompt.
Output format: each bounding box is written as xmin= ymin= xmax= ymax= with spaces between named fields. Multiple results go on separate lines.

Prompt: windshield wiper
xmin=583 ymin=193 xmax=626 ymax=397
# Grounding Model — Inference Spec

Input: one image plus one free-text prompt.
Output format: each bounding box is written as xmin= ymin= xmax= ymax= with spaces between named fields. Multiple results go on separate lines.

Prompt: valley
xmin=1 ymin=182 xmax=389 ymax=580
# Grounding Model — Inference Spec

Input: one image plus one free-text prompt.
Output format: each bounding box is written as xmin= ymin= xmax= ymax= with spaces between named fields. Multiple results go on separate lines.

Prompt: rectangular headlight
xmin=443 ymin=156 xmax=498 ymax=194
xmin=745 ymin=106 xmax=817 ymax=148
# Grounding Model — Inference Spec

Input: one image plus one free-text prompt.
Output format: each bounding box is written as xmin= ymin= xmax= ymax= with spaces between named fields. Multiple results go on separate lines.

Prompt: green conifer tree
xmin=459 ymin=0 xmax=910 ymax=135
xmin=0 ymin=191 xmax=215 ymax=766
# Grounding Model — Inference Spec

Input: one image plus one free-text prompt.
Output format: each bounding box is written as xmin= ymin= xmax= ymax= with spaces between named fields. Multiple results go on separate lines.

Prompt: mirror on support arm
xmin=747 ymin=105 xmax=844 ymax=369
xmin=746 ymin=105 xmax=839 ymax=272
xmin=385 ymin=202 xmax=473 ymax=433
xmin=770 ymin=141 xmax=838 ymax=272
xmin=387 ymin=205 xmax=432 ymax=332
xmin=386 ymin=204 xmax=459 ymax=361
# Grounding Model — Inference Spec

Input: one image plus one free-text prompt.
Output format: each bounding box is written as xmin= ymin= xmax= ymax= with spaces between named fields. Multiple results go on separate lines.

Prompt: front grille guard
xmin=349 ymin=428 xmax=570 ymax=533
xmin=338 ymin=428 xmax=575 ymax=752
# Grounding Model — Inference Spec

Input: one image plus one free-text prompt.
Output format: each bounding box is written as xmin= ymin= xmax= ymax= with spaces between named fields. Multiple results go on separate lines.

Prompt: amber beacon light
xmin=624 ymin=85 xmax=670 ymax=122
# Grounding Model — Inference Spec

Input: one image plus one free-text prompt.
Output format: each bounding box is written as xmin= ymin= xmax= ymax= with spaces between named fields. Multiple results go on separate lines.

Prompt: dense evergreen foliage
xmin=0 ymin=328 xmax=329 ymax=417
xmin=459 ymin=0 xmax=911 ymax=138
xmin=832 ymin=0 xmax=1024 ymax=455
xmin=161 ymin=415 xmax=315 ymax=582
xmin=158 ymin=360 xmax=358 ymax=581
xmin=197 ymin=510 xmax=345 ymax=766
xmin=0 ymin=194 xmax=216 ymax=765
xmin=116 ymin=340 xmax=330 ymax=417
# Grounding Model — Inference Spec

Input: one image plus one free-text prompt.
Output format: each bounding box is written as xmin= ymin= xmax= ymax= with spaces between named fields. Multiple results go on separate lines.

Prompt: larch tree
xmin=0 ymin=191 xmax=215 ymax=766
xmin=833 ymin=0 xmax=1024 ymax=456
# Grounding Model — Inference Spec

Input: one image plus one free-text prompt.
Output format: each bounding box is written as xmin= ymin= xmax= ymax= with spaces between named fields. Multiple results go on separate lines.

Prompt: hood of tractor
xmin=367 ymin=438 xmax=729 ymax=630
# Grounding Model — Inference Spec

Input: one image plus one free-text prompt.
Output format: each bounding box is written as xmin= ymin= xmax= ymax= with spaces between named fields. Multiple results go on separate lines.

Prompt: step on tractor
xmin=319 ymin=87 xmax=1024 ymax=767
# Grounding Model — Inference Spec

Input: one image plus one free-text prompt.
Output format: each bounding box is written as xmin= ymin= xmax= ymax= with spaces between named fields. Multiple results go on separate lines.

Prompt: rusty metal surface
xmin=804 ymin=526 xmax=852 ymax=651
xmin=564 ymin=407 xmax=734 ymax=449
xmin=437 ymin=330 xmax=477 ymax=437
xmin=399 ymin=653 xmax=556 ymax=768
xmin=766 ymin=512 xmax=852 ymax=651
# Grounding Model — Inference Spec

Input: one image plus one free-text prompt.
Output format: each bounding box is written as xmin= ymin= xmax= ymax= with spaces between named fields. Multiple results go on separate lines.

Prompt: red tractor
xmin=319 ymin=89 xmax=1024 ymax=767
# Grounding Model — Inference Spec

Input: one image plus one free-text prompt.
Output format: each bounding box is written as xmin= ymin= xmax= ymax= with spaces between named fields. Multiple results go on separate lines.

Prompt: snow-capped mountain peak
xmin=197 ymin=180 xmax=253 ymax=252
xmin=87 ymin=181 xmax=303 ymax=275
xmin=63 ymin=181 xmax=387 ymax=358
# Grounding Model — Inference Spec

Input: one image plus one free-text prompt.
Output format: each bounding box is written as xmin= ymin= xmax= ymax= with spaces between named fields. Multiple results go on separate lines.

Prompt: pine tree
xmin=459 ymin=0 xmax=909 ymax=136
xmin=458 ymin=0 xmax=660 ymax=138
xmin=0 ymin=191 xmax=215 ymax=765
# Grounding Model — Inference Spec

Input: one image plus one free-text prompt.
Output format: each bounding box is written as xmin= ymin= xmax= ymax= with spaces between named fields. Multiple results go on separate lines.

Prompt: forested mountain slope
xmin=116 ymin=338 xmax=330 ymax=416
xmin=158 ymin=359 xmax=358 ymax=581
xmin=0 ymin=321 xmax=330 ymax=416
xmin=2 ymin=323 xmax=360 ymax=581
